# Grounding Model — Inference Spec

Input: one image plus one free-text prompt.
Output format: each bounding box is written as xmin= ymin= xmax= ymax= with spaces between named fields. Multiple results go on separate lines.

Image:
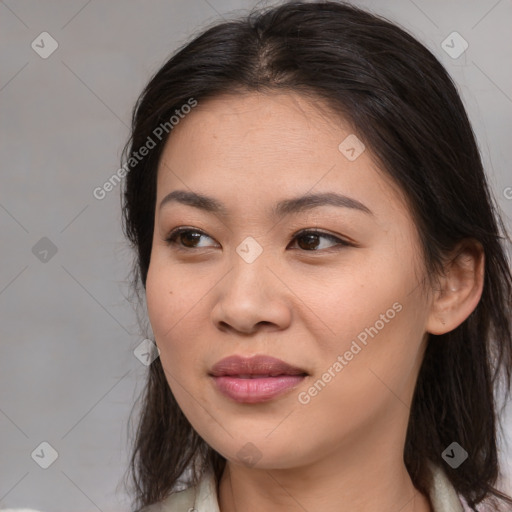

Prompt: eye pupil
xmin=298 ymin=233 xmax=320 ymax=250
xmin=182 ymin=231 xmax=201 ymax=247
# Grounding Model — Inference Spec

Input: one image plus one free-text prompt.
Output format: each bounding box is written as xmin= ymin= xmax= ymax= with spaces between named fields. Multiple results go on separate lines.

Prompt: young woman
xmin=121 ymin=1 xmax=512 ymax=511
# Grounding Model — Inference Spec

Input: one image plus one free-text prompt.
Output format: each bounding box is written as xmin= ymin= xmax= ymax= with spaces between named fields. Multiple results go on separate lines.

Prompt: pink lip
xmin=209 ymin=355 xmax=307 ymax=403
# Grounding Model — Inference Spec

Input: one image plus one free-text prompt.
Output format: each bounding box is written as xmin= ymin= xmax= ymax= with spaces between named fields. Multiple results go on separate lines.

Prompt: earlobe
xmin=426 ymin=240 xmax=485 ymax=335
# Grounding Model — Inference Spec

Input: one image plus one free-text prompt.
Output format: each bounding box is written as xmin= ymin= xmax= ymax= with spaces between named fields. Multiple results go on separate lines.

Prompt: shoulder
xmin=140 ymin=469 xmax=219 ymax=512
xmin=139 ymin=486 xmax=196 ymax=511
xmin=426 ymin=461 xmax=465 ymax=512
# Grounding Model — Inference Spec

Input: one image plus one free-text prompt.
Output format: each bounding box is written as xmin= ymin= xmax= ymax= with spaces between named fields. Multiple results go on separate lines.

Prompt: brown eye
xmin=165 ymin=228 xmax=217 ymax=249
xmin=179 ymin=231 xmax=202 ymax=248
xmin=290 ymin=230 xmax=350 ymax=251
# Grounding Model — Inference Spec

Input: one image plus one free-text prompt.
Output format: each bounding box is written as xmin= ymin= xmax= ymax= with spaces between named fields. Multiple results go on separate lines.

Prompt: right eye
xmin=164 ymin=227 xmax=218 ymax=250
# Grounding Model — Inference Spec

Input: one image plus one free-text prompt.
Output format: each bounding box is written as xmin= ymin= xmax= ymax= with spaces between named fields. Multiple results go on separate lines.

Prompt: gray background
xmin=1 ymin=0 xmax=511 ymax=510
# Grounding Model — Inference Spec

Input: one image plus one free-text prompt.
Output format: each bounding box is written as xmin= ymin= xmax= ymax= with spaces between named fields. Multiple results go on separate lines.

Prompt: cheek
xmin=145 ymin=256 xmax=213 ymax=383
xmin=145 ymin=260 xmax=190 ymax=369
xmin=146 ymin=263 xmax=172 ymax=341
xmin=146 ymin=255 xmax=203 ymax=336
xmin=293 ymin=302 xmax=426 ymax=450
xmin=326 ymin=293 xmax=428 ymax=418
xmin=315 ymin=258 xmax=427 ymax=387
xmin=314 ymin=273 xmax=401 ymax=349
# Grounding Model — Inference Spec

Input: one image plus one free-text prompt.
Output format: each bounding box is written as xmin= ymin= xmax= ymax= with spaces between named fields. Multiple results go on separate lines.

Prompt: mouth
xmin=209 ymin=354 xmax=308 ymax=403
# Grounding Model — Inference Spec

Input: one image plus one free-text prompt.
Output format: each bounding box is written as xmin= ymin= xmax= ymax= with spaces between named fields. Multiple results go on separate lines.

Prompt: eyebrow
xmin=159 ymin=189 xmax=373 ymax=217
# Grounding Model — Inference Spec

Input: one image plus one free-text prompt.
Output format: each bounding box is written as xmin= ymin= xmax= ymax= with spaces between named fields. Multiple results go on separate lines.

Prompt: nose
xmin=210 ymin=250 xmax=292 ymax=335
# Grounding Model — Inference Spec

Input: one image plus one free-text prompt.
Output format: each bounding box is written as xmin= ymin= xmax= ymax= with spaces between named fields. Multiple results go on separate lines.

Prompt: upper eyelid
xmin=166 ymin=226 xmax=340 ymax=239
xmin=166 ymin=226 xmax=214 ymax=240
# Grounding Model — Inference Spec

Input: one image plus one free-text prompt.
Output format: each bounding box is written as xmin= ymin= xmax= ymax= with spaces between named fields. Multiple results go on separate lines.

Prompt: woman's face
xmin=146 ymin=91 xmax=434 ymax=470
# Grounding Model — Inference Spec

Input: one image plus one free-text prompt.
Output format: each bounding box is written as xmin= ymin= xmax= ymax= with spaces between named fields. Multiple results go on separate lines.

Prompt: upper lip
xmin=209 ymin=355 xmax=308 ymax=377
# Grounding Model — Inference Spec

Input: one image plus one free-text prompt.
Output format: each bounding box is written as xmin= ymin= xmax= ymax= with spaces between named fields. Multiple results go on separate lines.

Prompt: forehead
xmin=156 ymin=91 xmax=410 ymax=223
xmin=167 ymin=91 xmax=348 ymax=151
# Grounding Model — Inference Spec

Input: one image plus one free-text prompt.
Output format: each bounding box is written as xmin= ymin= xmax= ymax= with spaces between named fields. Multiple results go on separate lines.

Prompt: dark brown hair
xmin=120 ymin=1 xmax=512 ymax=510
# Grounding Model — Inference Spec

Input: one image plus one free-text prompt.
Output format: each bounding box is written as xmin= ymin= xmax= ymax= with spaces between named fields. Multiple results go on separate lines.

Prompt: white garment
xmin=146 ymin=462 xmax=466 ymax=512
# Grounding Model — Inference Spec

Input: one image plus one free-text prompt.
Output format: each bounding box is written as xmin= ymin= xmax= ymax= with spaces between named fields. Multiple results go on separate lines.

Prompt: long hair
xmin=120 ymin=1 xmax=512 ymax=510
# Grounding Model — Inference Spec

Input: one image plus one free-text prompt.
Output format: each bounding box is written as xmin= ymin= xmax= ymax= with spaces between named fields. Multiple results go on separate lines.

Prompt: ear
xmin=426 ymin=239 xmax=485 ymax=335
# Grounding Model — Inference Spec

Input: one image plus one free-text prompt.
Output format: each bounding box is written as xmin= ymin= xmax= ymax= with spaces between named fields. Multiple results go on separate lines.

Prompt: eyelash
xmin=164 ymin=227 xmax=352 ymax=253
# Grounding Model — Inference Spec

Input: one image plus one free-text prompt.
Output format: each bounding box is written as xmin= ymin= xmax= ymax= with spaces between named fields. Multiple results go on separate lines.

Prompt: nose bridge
xmin=211 ymin=236 xmax=290 ymax=333
xmin=228 ymin=235 xmax=271 ymax=295
xmin=235 ymin=235 xmax=266 ymax=267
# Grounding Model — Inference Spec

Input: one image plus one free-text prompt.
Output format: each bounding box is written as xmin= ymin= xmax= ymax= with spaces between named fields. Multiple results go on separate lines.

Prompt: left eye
xmin=165 ymin=228 xmax=350 ymax=251
xmin=289 ymin=230 xmax=350 ymax=251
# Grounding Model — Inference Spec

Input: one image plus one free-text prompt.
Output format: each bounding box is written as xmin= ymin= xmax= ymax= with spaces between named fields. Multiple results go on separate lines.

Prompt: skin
xmin=145 ymin=91 xmax=484 ymax=512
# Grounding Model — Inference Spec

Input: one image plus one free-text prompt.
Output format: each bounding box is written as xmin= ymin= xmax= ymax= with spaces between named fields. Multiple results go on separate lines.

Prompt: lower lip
xmin=211 ymin=375 xmax=306 ymax=403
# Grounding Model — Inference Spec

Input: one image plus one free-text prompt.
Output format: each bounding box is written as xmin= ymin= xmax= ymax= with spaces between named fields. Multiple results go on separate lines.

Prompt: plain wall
xmin=1 ymin=0 xmax=511 ymax=510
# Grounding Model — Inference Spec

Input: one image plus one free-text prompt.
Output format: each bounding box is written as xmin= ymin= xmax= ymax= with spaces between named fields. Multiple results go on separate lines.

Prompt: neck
xmin=217 ymin=432 xmax=432 ymax=512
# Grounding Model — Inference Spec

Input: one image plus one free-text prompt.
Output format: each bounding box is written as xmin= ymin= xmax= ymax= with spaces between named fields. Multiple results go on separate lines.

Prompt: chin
xmin=202 ymin=430 xmax=312 ymax=470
